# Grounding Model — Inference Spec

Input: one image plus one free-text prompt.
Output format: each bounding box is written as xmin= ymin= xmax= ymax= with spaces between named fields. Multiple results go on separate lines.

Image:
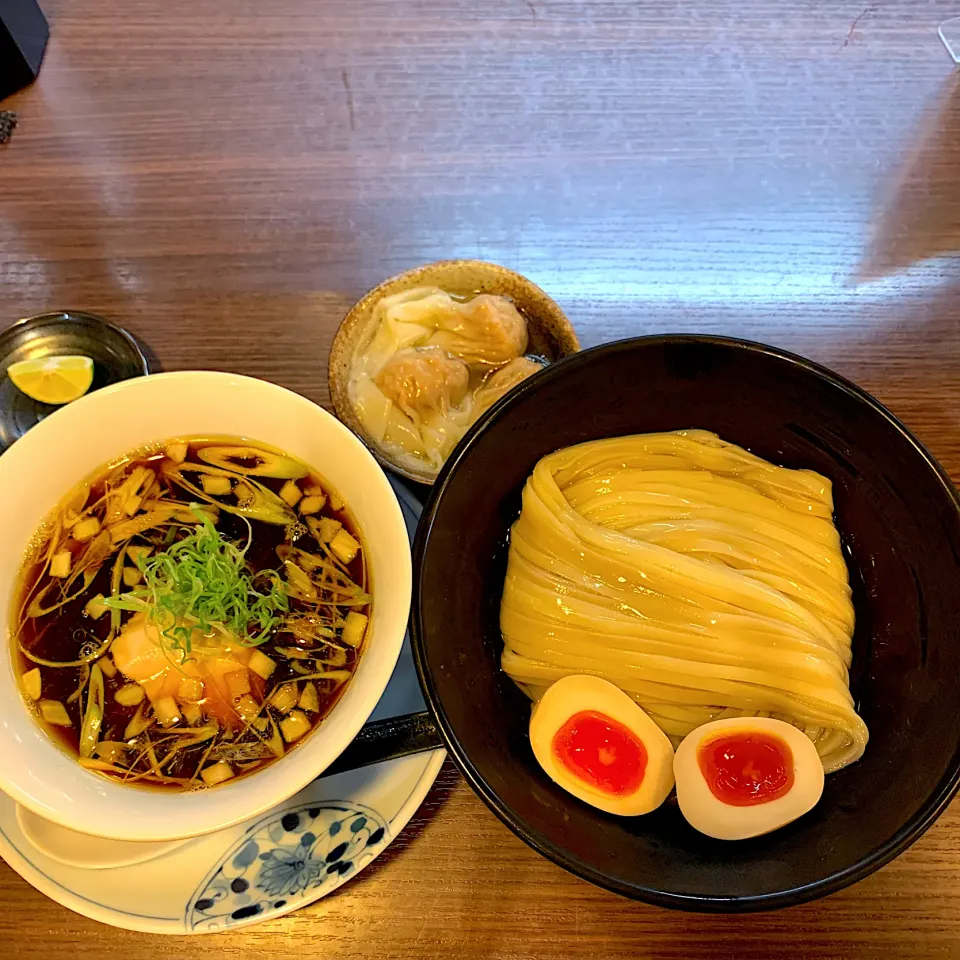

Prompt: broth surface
xmin=12 ymin=437 xmax=371 ymax=791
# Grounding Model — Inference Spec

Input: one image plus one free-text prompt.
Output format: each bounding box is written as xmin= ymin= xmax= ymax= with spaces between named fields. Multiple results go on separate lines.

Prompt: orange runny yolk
xmin=551 ymin=710 xmax=648 ymax=796
xmin=697 ymin=731 xmax=795 ymax=806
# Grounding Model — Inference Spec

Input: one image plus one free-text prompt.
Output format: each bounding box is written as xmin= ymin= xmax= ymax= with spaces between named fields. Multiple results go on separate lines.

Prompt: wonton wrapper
xmin=471 ymin=356 xmax=543 ymax=422
xmin=425 ymin=294 xmax=528 ymax=367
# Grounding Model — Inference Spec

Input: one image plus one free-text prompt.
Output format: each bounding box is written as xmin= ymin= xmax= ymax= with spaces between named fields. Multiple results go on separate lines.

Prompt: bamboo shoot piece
xmin=201 ymin=474 xmax=232 ymax=496
xmin=165 ymin=441 xmax=188 ymax=463
xmin=21 ymin=668 xmax=42 ymax=701
xmin=78 ymin=664 xmax=105 ymax=758
xmin=95 ymin=741 xmax=128 ymax=764
xmin=342 ymin=611 xmax=368 ymax=648
xmin=298 ymin=682 xmax=319 ymax=713
xmin=270 ymin=683 xmax=299 ymax=714
xmin=224 ymin=669 xmax=251 ymax=699
xmin=279 ymin=710 xmax=311 ymax=743
xmin=84 ymin=593 xmax=109 ymax=619
xmin=330 ymin=529 xmax=360 ymax=564
xmin=155 ymin=696 xmax=181 ymax=728
xmin=39 ymin=700 xmax=72 ymax=726
xmin=197 ymin=446 xmax=308 ymax=479
xmin=279 ymin=480 xmax=302 ymax=507
xmin=200 ymin=761 xmax=235 ymax=787
xmin=248 ymin=650 xmax=276 ymax=680
xmin=317 ymin=517 xmax=341 ymax=543
xmin=235 ymin=694 xmax=261 ymax=722
xmin=73 ymin=517 xmax=101 ymax=542
xmin=126 ymin=545 xmax=153 ymax=566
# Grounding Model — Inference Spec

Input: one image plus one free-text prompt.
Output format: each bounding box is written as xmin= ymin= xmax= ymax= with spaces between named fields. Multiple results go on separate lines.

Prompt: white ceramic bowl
xmin=0 ymin=372 xmax=411 ymax=842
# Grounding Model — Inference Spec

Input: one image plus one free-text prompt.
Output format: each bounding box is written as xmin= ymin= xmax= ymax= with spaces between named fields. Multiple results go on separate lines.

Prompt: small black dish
xmin=412 ymin=335 xmax=960 ymax=911
xmin=0 ymin=311 xmax=150 ymax=452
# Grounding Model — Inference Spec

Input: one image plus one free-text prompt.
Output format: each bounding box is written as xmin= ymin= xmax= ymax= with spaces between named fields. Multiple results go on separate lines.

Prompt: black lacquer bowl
xmin=411 ymin=336 xmax=960 ymax=911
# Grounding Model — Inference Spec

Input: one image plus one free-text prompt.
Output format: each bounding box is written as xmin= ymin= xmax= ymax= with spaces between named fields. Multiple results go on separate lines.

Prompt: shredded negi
xmin=105 ymin=509 xmax=290 ymax=656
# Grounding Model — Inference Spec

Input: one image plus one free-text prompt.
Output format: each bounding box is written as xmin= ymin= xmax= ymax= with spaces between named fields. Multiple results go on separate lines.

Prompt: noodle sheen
xmin=499 ymin=430 xmax=869 ymax=773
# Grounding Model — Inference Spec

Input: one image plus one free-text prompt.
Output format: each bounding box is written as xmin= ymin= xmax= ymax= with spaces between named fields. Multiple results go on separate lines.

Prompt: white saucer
xmin=0 ymin=479 xmax=445 ymax=933
xmin=15 ymin=807 xmax=188 ymax=870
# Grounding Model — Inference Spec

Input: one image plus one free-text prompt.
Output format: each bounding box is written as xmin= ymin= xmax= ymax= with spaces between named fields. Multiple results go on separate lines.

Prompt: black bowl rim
xmin=0 ymin=310 xmax=150 ymax=375
xmin=411 ymin=333 xmax=960 ymax=912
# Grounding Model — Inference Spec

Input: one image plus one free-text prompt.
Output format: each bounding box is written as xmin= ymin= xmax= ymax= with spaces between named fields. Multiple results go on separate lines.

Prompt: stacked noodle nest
xmin=500 ymin=429 xmax=870 ymax=774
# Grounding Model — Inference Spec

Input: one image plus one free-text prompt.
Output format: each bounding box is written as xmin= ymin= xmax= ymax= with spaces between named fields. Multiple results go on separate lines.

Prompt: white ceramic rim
xmin=0 ymin=371 xmax=410 ymax=842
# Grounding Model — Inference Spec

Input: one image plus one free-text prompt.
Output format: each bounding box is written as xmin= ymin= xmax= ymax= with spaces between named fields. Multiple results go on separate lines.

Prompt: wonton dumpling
xmin=374 ymin=346 xmax=470 ymax=424
xmin=471 ymin=357 xmax=543 ymax=422
xmin=426 ymin=294 xmax=528 ymax=367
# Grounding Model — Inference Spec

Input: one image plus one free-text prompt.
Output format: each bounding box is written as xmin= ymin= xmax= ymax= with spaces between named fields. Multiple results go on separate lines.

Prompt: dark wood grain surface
xmin=2 ymin=0 xmax=960 ymax=956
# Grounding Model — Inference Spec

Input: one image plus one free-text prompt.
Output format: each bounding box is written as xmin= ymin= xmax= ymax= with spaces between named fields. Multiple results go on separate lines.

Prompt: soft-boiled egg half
xmin=674 ymin=717 xmax=825 ymax=840
xmin=529 ymin=675 xmax=675 ymax=816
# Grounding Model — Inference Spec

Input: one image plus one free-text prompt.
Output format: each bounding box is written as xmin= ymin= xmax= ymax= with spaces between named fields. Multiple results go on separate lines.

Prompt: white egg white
xmin=529 ymin=675 xmax=675 ymax=816
xmin=674 ymin=717 xmax=825 ymax=840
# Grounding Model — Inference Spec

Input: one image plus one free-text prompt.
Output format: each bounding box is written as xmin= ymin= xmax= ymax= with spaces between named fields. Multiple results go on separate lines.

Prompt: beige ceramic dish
xmin=328 ymin=260 xmax=580 ymax=484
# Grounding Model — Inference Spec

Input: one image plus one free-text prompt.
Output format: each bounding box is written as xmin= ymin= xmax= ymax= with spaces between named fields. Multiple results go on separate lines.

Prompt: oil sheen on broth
xmin=12 ymin=438 xmax=371 ymax=791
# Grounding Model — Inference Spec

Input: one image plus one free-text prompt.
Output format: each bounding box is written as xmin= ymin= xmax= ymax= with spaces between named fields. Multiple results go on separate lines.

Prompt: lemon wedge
xmin=7 ymin=355 xmax=94 ymax=405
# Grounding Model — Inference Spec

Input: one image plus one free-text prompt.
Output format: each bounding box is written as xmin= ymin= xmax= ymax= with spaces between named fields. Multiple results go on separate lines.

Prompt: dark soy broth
xmin=13 ymin=437 xmax=371 ymax=790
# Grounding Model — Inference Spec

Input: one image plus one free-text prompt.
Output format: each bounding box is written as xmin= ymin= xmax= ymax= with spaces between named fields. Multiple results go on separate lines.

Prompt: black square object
xmin=0 ymin=0 xmax=49 ymax=100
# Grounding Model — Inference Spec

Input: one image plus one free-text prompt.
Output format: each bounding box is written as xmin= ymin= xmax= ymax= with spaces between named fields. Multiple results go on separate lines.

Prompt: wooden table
xmin=2 ymin=0 xmax=960 ymax=956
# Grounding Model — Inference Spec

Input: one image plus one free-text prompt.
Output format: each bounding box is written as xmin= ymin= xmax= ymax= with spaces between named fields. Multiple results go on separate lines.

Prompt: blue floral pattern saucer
xmin=187 ymin=801 xmax=389 ymax=931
